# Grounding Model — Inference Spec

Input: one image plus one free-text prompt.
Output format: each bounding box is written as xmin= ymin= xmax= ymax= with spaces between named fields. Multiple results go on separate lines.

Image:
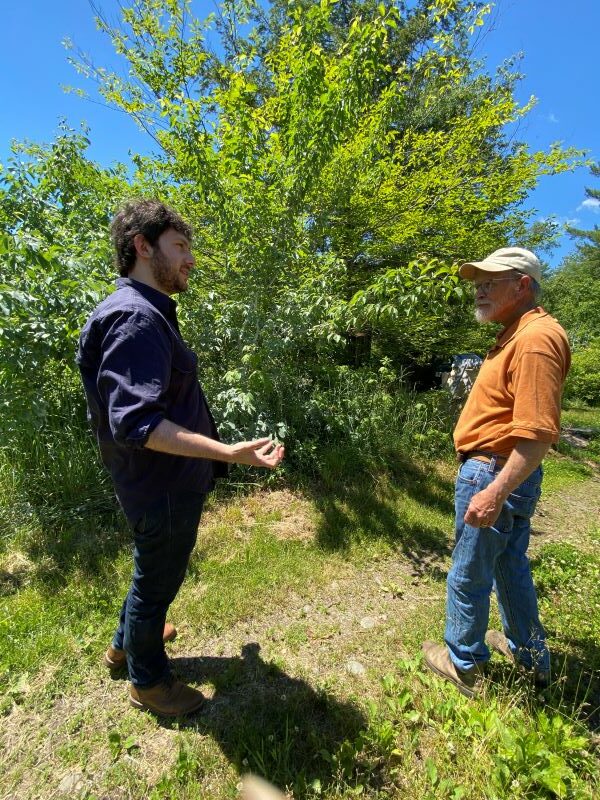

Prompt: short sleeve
xmin=510 ymin=349 xmax=566 ymax=443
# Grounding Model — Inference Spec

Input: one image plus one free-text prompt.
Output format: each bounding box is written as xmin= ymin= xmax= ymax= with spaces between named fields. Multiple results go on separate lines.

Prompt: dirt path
xmin=532 ymin=472 xmax=600 ymax=554
xmin=180 ymin=473 xmax=600 ymax=693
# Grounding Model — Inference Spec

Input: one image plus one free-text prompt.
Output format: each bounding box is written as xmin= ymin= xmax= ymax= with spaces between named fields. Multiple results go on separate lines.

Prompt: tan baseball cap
xmin=459 ymin=247 xmax=542 ymax=283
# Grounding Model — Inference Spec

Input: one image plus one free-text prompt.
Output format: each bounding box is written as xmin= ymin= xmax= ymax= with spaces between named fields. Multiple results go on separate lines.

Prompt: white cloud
xmin=577 ymin=198 xmax=600 ymax=213
xmin=547 ymin=113 xmax=559 ymax=124
xmin=535 ymin=215 xmax=580 ymax=227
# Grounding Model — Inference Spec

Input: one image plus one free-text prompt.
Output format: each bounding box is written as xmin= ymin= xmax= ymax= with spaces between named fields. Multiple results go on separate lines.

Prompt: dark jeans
xmin=112 ymin=490 xmax=206 ymax=687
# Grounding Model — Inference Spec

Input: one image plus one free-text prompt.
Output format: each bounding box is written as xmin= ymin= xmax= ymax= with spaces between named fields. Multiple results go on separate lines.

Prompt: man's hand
xmin=230 ymin=438 xmax=285 ymax=468
xmin=463 ymin=440 xmax=550 ymax=528
xmin=464 ymin=485 xmax=506 ymax=528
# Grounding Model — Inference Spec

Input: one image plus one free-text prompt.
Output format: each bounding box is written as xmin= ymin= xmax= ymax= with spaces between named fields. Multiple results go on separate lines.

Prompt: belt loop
xmin=488 ymin=456 xmax=497 ymax=472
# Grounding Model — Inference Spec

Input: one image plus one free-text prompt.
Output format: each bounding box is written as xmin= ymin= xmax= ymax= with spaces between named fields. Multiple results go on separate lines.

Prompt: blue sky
xmin=1 ymin=0 xmax=598 ymax=266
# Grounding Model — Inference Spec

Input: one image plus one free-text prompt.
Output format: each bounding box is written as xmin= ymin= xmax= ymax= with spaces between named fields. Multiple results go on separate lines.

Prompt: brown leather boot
xmin=485 ymin=630 xmax=550 ymax=687
xmin=422 ymin=641 xmax=484 ymax=698
xmin=129 ymin=676 xmax=205 ymax=716
xmin=103 ymin=622 xmax=177 ymax=671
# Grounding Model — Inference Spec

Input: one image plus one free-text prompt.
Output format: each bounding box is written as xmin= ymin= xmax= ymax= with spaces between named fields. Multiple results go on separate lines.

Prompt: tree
xmin=2 ymin=1 xmax=583 ymax=460
xmin=0 ymin=126 xmax=129 ymax=424
xmin=565 ymin=163 xmax=600 ymax=278
xmin=543 ymin=165 xmax=600 ymax=405
xmin=544 ymin=164 xmax=600 ymax=348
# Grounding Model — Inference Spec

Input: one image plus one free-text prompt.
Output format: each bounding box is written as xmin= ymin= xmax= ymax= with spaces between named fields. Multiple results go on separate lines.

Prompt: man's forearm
xmin=146 ymin=419 xmax=235 ymax=462
xmin=145 ymin=419 xmax=285 ymax=469
xmin=488 ymin=439 xmax=550 ymax=503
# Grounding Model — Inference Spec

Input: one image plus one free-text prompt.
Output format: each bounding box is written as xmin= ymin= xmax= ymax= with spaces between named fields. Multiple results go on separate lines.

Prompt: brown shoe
xmin=422 ymin=641 xmax=483 ymax=698
xmin=129 ymin=677 xmax=205 ymax=717
xmin=485 ymin=630 xmax=550 ymax=687
xmin=103 ymin=622 xmax=178 ymax=671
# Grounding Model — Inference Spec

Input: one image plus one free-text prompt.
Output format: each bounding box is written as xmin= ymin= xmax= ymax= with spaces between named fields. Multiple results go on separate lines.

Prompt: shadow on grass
xmin=0 ymin=568 xmax=26 ymax=596
xmin=8 ymin=439 xmax=456 ymax=590
xmin=14 ymin=500 xmax=129 ymax=593
xmin=164 ymin=642 xmax=367 ymax=798
xmin=313 ymin=445 xmax=455 ymax=571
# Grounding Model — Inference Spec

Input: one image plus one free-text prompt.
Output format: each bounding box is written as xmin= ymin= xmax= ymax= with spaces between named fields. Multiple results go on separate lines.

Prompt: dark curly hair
xmin=110 ymin=199 xmax=193 ymax=276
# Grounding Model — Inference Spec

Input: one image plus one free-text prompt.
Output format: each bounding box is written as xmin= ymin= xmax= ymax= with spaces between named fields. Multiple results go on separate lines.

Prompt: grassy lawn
xmin=1 ymin=451 xmax=599 ymax=799
xmin=561 ymin=406 xmax=600 ymax=432
xmin=558 ymin=406 xmax=600 ymax=466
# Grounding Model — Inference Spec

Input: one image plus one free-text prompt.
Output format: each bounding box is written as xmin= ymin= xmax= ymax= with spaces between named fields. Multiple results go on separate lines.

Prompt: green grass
xmin=532 ymin=536 xmax=600 ymax=721
xmin=558 ymin=405 xmax=600 ymax=465
xmin=181 ymin=528 xmax=347 ymax=635
xmin=541 ymin=454 xmax=592 ymax=495
xmin=561 ymin=405 xmax=600 ymax=431
xmin=1 ymin=439 xmax=599 ymax=799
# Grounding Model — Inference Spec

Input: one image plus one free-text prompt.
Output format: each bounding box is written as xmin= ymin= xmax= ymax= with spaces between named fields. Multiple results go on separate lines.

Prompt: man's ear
xmin=133 ymin=233 xmax=153 ymax=259
xmin=520 ymin=274 xmax=533 ymax=295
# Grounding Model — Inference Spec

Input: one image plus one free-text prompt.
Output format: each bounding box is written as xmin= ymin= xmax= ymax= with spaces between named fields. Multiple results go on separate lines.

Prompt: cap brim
xmin=458 ymin=261 xmax=516 ymax=280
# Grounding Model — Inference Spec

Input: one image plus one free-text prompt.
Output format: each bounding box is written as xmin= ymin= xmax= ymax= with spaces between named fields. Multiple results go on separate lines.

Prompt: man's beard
xmin=475 ymin=305 xmax=495 ymax=324
xmin=150 ymin=247 xmax=186 ymax=294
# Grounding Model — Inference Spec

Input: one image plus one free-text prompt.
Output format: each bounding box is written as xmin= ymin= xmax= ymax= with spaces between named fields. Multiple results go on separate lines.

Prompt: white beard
xmin=475 ymin=307 xmax=495 ymax=323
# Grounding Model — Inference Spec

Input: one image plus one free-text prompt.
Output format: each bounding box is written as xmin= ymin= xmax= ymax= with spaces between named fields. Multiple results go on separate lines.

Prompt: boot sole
xmin=105 ymin=658 xmax=127 ymax=672
xmin=128 ymin=694 xmax=205 ymax=717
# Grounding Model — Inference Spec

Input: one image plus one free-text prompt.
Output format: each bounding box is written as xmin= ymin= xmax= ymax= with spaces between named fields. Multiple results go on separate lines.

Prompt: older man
xmin=423 ymin=247 xmax=570 ymax=697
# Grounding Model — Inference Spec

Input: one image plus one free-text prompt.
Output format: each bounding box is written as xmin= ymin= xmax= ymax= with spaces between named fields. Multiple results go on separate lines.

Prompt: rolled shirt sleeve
xmin=96 ymin=310 xmax=171 ymax=448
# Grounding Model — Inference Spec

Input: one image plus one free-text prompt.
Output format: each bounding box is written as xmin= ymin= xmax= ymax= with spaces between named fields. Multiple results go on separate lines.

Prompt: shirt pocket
xmin=170 ymin=345 xmax=198 ymax=396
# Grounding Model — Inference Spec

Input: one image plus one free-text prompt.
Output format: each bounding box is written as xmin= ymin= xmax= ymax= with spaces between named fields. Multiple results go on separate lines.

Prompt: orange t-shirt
xmin=454 ymin=307 xmax=571 ymax=458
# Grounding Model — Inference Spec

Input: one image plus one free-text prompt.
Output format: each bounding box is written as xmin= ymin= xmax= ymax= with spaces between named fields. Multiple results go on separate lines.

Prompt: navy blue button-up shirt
xmin=77 ymin=278 xmax=227 ymax=522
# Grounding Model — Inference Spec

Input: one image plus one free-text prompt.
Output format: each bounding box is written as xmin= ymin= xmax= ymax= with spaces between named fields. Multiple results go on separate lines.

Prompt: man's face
xmin=472 ymin=269 xmax=525 ymax=326
xmin=150 ymin=228 xmax=195 ymax=295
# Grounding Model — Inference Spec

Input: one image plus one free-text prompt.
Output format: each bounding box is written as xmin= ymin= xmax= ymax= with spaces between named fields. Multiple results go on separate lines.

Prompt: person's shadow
xmin=164 ymin=642 xmax=367 ymax=797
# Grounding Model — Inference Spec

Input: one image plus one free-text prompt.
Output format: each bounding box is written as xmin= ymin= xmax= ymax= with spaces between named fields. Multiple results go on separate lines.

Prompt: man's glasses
xmin=472 ymin=275 xmax=523 ymax=294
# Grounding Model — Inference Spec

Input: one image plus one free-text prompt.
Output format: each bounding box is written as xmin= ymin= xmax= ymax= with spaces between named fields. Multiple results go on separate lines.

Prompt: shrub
xmin=564 ymin=340 xmax=600 ymax=406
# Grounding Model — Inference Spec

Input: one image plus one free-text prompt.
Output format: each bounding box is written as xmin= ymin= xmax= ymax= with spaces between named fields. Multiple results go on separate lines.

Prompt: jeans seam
xmin=166 ymin=492 xmax=173 ymax=555
xmin=494 ymin=556 xmax=519 ymax=648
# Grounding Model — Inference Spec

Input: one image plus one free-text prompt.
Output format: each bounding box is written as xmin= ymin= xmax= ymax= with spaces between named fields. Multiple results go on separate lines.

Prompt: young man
xmin=77 ymin=200 xmax=284 ymax=716
xmin=422 ymin=247 xmax=570 ymax=697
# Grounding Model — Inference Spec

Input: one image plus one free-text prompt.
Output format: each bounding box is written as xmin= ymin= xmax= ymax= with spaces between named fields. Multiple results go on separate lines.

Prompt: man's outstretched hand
xmin=146 ymin=421 xmax=285 ymax=468
xmin=231 ymin=438 xmax=285 ymax=468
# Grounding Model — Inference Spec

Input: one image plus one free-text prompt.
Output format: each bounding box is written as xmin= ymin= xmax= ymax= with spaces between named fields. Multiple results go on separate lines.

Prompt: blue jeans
xmin=112 ymin=490 xmax=206 ymax=687
xmin=445 ymin=458 xmax=548 ymax=673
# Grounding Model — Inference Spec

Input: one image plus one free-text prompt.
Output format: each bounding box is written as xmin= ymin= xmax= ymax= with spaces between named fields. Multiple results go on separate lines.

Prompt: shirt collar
xmin=492 ymin=306 xmax=548 ymax=351
xmin=116 ymin=277 xmax=178 ymax=318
